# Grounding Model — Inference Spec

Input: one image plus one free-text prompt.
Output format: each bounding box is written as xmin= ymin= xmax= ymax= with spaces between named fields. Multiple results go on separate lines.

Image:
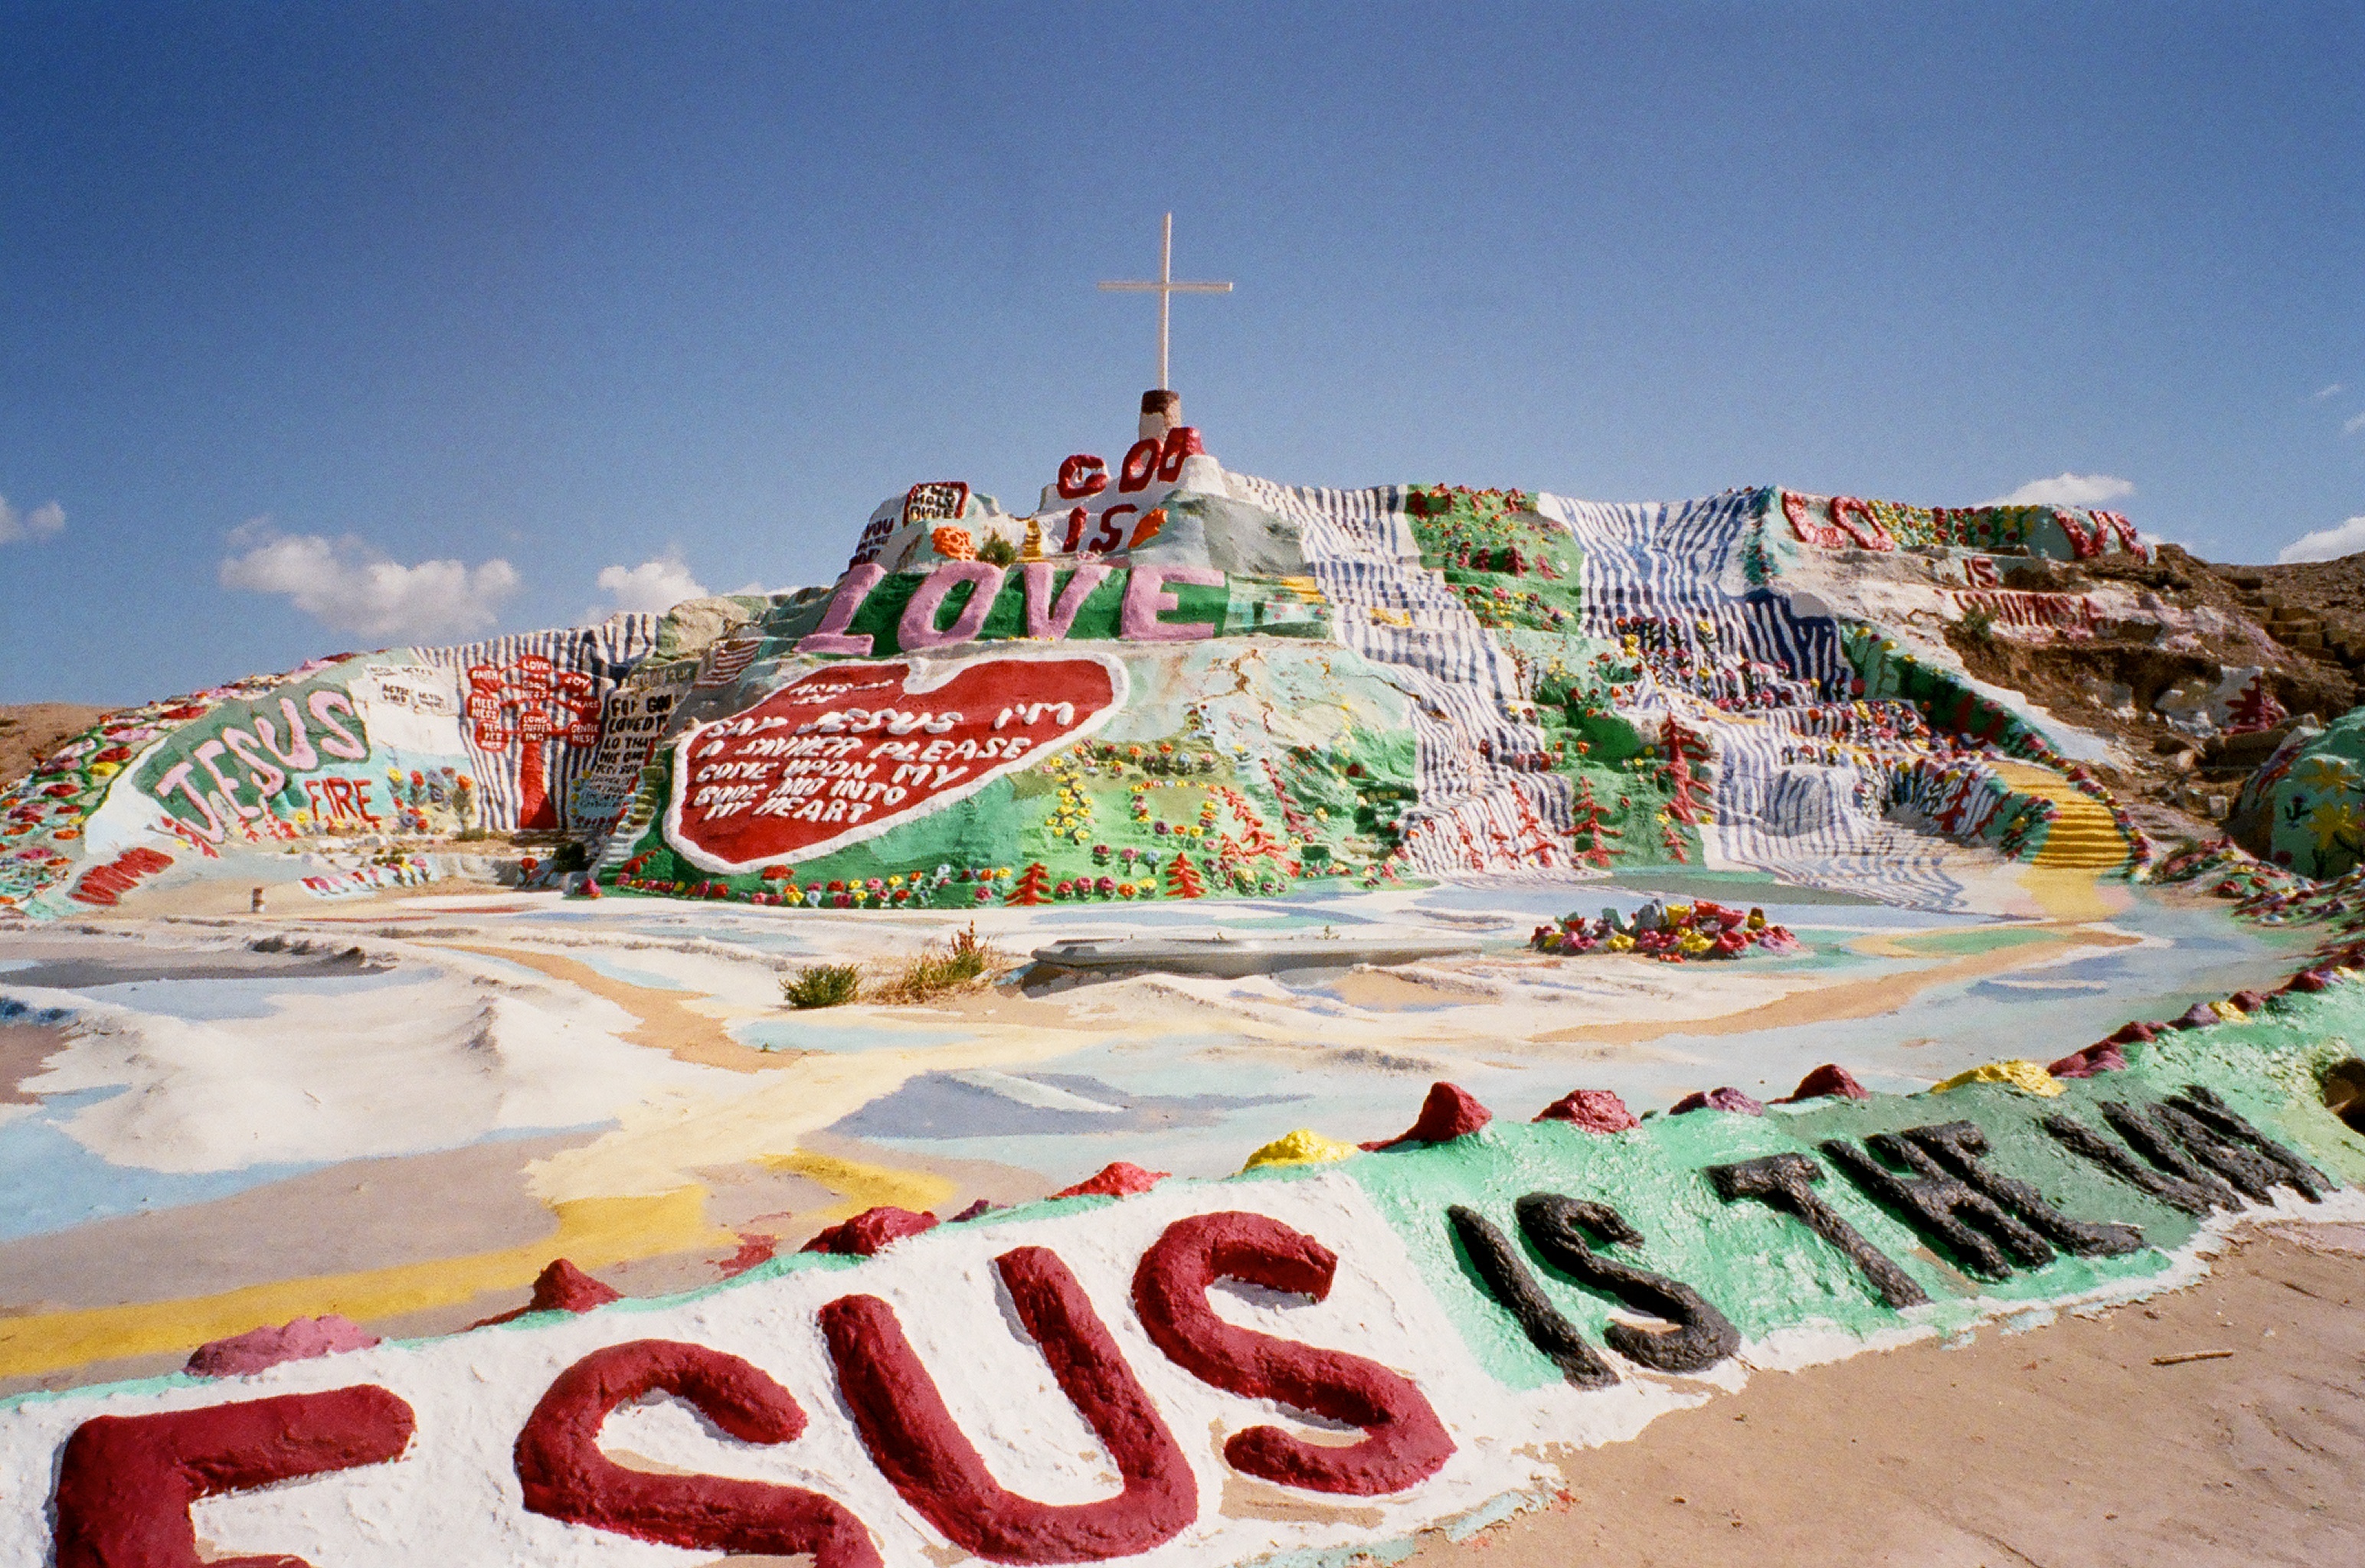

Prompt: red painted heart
xmin=663 ymin=654 xmax=1126 ymax=874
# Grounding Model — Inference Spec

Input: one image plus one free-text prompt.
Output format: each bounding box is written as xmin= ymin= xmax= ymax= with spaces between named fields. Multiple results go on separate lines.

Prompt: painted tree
xmin=2223 ymin=673 xmax=2288 ymax=736
xmin=1003 ymin=862 xmax=1055 ymax=906
xmin=1165 ymin=854 xmax=1205 ymax=898
xmin=1568 ymin=774 xmax=1621 ymax=869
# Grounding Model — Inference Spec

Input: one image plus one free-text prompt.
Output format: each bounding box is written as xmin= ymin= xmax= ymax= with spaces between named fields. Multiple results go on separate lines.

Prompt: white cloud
xmin=0 ymin=495 xmax=65 ymax=545
xmin=1984 ymin=472 xmax=2137 ymax=508
xmin=587 ymin=556 xmax=710 ymax=621
xmin=2278 ymin=515 xmax=2365 ymax=564
xmin=218 ymin=521 xmax=520 ymax=641
xmin=2345 ymin=411 xmax=2365 ymax=436
xmin=2316 ymin=383 xmax=2345 ymax=400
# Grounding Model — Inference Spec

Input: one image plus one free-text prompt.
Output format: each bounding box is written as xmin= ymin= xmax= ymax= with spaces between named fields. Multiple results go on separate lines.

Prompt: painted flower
xmin=2309 ymin=799 xmax=2362 ymax=852
xmin=2300 ymin=756 xmax=2355 ymax=794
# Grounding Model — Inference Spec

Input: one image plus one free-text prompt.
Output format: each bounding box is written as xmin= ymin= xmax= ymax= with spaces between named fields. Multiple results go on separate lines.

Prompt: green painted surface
xmin=1347 ymin=979 xmax=2365 ymax=1388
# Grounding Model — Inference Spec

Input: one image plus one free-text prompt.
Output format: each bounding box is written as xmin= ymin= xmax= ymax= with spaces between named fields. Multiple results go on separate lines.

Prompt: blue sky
xmin=3 ymin=3 xmax=2361 ymax=703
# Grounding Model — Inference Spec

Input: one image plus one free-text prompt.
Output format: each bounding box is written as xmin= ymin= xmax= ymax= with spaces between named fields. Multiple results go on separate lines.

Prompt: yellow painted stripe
xmin=0 ymin=1188 xmax=725 ymax=1380
xmin=1989 ymin=761 xmax=2131 ymax=871
xmin=762 ymin=1148 xmax=958 ymax=1220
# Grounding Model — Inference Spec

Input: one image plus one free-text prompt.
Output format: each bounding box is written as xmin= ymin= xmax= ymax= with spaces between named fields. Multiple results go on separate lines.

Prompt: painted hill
xmin=7 ymin=402 xmax=2345 ymax=920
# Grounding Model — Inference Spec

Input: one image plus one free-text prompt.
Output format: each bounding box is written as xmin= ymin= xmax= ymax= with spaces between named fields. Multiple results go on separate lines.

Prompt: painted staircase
xmin=1990 ymin=761 xmax=2132 ymax=871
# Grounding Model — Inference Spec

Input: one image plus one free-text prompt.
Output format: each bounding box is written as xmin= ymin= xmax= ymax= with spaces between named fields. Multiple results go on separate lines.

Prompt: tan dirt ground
xmin=0 ymin=703 xmax=104 ymax=786
xmin=1412 ymin=1224 xmax=2365 ymax=1568
xmin=0 ymin=1021 xmax=64 ymax=1105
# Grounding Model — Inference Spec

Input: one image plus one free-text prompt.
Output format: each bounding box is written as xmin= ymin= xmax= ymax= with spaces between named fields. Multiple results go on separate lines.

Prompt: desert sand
xmin=1414 ymin=1224 xmax=2365 ymax=1567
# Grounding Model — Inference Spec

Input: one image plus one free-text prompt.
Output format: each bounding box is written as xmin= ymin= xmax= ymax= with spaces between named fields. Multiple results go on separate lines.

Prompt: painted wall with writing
xmin=128 ymin=657 xmax=479 ymax=851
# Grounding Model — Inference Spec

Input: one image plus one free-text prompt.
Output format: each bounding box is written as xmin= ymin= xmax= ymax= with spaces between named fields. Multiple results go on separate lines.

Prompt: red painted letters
xmin=1088 ymin=506 xmax=1135 ymax=554
xmin=1057 ymin=455 xmax=1111 ymax=500
xmin=819 ymin=1245 xmax=1197 ymax=1563
xmin=1155 ymin=426 xmax=1202 ymax=482
xmin=1133 ymin=1211 xmax=1454 ymax=1494
xmin=514 ymin=1338 xmax=882 ymax=1566
xmin=1117 ymin=439 xmax=1163 ymax=494
xmin=52 ymin=1385 xmax=415 ymax=1568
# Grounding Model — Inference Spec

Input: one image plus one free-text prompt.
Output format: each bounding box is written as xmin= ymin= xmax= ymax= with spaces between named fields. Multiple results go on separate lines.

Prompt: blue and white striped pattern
xmin=1544 ymin=489 xmax=1766 ymax=629
xmin=1536 ymin=489 xmax=1968 ymax=910
xmin=1225 ymin=474 xmax=1578 ymax=875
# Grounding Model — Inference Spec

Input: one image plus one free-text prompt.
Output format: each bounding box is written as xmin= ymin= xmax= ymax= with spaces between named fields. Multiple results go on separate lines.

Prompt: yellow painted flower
xmin=1606 ymin=933 xmax=1634 ymax=952
xmin=2309 ymin=799 xmax=2362 ymax=852
xmin=2299 ymin=756 xmax=2354 ymax=793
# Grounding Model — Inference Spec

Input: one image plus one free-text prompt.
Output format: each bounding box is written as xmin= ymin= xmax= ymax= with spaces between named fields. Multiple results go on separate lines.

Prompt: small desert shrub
xmin=1958 ymin=605 xmax=1995 ymax=644
xmin=976 ymin=533 xmax=1019 ymax=567
xmin=783 ymin=963 xmax=863 ymax=1009
xmin=876 ymin=922 xmax=1002 ymax=1003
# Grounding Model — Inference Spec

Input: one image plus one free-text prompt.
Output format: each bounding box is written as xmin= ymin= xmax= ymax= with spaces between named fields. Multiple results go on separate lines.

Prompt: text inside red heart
xmin=664 ymin=655 xmax=1125 ymax=873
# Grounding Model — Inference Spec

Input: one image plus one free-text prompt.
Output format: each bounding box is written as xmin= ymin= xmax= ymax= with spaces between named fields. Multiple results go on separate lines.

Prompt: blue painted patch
xmin=70 ymin=969 xmax=418 ymax=1022
xmin=730 ymin=1018 xmax=975 ymax=1054
xmin=0 ymin=1090 xmax=319 ymax=1243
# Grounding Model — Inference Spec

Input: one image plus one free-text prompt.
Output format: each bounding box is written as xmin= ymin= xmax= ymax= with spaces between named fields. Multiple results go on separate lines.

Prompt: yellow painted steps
xmin=1989 ymin=760 xmax=2132 ymax=871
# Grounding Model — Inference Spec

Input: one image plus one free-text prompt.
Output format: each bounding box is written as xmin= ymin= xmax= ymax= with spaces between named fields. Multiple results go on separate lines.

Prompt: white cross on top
xmin=1098 ymin=213 xmax=1232 ymax=392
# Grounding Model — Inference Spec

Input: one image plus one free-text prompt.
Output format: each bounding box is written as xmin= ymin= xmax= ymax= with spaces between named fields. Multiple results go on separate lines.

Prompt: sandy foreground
xmin=1412 ymin=1223 xmax=2365 ymax=1568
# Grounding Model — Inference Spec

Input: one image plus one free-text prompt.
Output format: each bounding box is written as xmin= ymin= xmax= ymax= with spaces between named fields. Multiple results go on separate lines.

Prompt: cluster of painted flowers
xmin=1 ymin=703 xmax=185 ymax=908
xmin=1454 ymin=579 xmax=1573 ymax=632
xmin=1605 ymin=619 xmax=1951 ymax=760
xmin=1075 ymin=740 xmax=1224 ymax=779
xmin=780 ymin=867 xmax=994 ymax=909
xmin=1040 ymin=758 xmax=1097 ymax=843
xmin=381 ymin=766 xmax=476 ymax=837
xmin=607 ymin=858 xmax=1018 ymax=907
xmin=2154 ymin=835 xmax=2365 ymax=933
xmin=1049 ymin=871 xmax=1161 ymax=900
xmin=1041 ymin=743 xmax=1228 ymax=844
xmin=1529 ymin=898 xmax=1801 ymax=962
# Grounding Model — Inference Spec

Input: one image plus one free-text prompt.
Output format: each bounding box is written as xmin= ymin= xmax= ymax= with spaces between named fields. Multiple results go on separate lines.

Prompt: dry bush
xmin=872 ymin=922 xmax=1006 ymax=1004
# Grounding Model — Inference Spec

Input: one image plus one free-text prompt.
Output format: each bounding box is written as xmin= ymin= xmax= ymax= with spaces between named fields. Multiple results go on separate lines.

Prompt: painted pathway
xmin=0 ymin=858 xmax=2315 ymax=1391
xmin=2 ymin=955 xmax=2359 ymax=1566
